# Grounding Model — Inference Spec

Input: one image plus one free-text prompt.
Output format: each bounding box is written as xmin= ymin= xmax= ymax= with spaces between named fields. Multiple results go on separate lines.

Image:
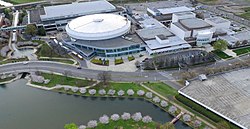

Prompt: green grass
xmin=115 ymin=58 xmax=124 ymax=65
xmin=32 ymin=73 xmax=96 ymax=88
xmin=3 ymin=0 xmax=41 ymax=4
xmin=0 ymin=76 xmax=15 ymax=83
xmin=212 ymin=50 xmax=232 ymax=59
xmin=0 ymin=58 xmax=28 ymax=65
xmin=143 ymin=82 xmax=178 ymax=98
xmin=239 ymin=7 xmax=250 ymax=20
xmin=92 ymin=119 xmax=157 ymax=129
xmin=233 ymin=46 xmax=250 ymax=56
xmin=128 ymin=56 xmax=135 ymax=61
xmin=91 ymin=58 xmax=109 ymax=66
xmin=39 ymin=58 xmax=75 ymax=64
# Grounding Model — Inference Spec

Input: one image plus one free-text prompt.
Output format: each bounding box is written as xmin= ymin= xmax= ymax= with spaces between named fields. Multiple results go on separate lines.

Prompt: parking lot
xmin=180 ymin=68 xmax=250 ymax=128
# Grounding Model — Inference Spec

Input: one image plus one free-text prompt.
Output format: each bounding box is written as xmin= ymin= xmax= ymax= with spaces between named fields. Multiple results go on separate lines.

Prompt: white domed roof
xmin=66 ymin=14 xmax=131 ymax=40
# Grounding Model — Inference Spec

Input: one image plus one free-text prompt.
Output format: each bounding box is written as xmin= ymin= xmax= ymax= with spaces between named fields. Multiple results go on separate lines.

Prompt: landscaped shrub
xmin=137 ymin=90 xmax=145 ymax=96
xmin=78 ymin=125 xmax=86 ymax=129
xmin=153 ymin=96 xmax=160 ymax=103
xmin=115 ymin=58 xmax=124 ymax=65
xmin=91 ymin=58 xmax=109 ymax=66
xmin=88 ymin=89 xmax=96 ymax=95
xmin=107 ymin=89 xmax=116 ymax=96
xmin=193 ymin=120 xmax=202 ymax=128
xmin=168 ymin=106 xmax=177 ymax=114
xmin=128 ymin=56 xmax=135 ymax=61
xmin=71 ymin=87 xmax=78 ymax=93
xmin=64 ymin=87 xmax=70 ymax=91
xmin=183 ymin=114 xmax=191 ymax=122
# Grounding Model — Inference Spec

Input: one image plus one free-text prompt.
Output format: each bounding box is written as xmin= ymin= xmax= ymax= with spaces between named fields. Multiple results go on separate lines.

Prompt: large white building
xmin=170 ymin=12 xmax=216 ymax=46
xmin=135 ymin=15 xmax=191 ymax=55
xmin=66 ymin=14 xmax=131 ymax=41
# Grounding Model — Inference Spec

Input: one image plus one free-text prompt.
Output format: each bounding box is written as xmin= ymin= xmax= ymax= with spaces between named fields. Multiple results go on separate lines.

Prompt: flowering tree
xmin=117 ymin=90 xmax=125 ymax=96
xmin=111 ymin=114 xmax=120 ymax=121
xmin=99 ymin=115 xmax=109 ymax=124
xmin=168 ymin=106 xmax=177 ymax=114
xmin=107 ymin=89 xmax=116 ymax=96
xmin=88 ymin=89 xmax=96 ymax=95
xmin=153 ymin=96 xmax=160 ymax=103
xmin=78 ymin=125 xmax=86 ymax=129
xmin=193 ymin=120 xmax=202 ymax=128
xmin=160 ymin=100 xmax=168 ymax=107
xmin=137 ymin=90 xmax=145 ymax=96
xmin=71 ymin=87 xmax=78 ymax=93
xmin=183 ymin=114 xmax=191 ymax=122
xmin=87 ymin=120 xmax=97 ymax=128
xmin=79 ymin=88 xmax=86 ymax=94
xmin=64 ymin=87 xmax=70 ymax=91
xmin=142 ymin=116 xmax=152 ymax=123
xmin=145 ymin=92 xmax=153 ymax=98
xmin=98 ymin=89 xmax=106 ymax=95
xmin=132 ymin=112 xmax=142 ymax=122
xmin=127 ymin=89 xmax=134 ymax=96
xmin=121 ymin=112 xmax=131 ymax=120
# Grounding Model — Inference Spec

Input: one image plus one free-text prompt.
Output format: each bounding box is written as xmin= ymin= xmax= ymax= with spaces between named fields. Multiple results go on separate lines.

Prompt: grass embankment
xmin=212 ymin=50 xmax=232 ymax=59
xmin=31 ymin=73 xmax=96 ymax=88
xmin=239 ymin=7 xmax=250 ymax=20
xmin=233 ymin=46 xmax=250 ymax=56
xmin=0 ymin=58 xmax=28 ymax=65
xmin=94 ymin=119 xmax=157 ymax=129
xmin=39 ymin=58 xmax=75 ymax=64
xmin=3 ymin=0 xmax=41 ymax=4
xmin=0 ymin=76 xmax=15 ymax=83
xmin=143 ymin=82 xmax=178 ymax=98
xmin=176 ymin=95 xmax=240 ymax=129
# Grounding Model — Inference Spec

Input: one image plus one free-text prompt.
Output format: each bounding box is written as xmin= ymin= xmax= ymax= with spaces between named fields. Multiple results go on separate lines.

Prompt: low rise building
xmin=219 ymin=31 xmax=250 ymax=48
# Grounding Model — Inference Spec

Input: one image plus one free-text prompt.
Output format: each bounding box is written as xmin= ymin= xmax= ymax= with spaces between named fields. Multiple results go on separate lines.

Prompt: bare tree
xmin=97 ymin=71 xmax=111 ymax=86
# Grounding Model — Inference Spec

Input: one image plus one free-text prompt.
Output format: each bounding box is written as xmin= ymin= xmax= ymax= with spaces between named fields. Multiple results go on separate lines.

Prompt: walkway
xmin=140 ymin=83 xmax=217 ymax=129
xmin=170 ymin=112 xmax=184 ymax=124
xmin=224 ymin=49 xmax=237 ymax=57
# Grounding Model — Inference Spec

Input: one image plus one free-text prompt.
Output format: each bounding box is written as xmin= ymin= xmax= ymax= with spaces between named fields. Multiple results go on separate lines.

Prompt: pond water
xmin=0 ymin=79 xmax=191 ymax=129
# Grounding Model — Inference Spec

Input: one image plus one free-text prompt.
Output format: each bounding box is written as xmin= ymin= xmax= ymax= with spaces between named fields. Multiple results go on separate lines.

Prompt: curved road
xmin=0 ymin=61 xmax=169 ymax=82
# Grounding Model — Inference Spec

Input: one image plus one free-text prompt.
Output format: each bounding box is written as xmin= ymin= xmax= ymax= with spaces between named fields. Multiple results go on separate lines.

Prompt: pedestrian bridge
xmin=0 ymin=25 xmax=26 ymax=31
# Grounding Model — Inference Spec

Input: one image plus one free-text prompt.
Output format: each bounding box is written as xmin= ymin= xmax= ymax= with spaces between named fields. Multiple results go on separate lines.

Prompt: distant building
xmin=135 ymin=15 xmax=191 ymax=55
xmin=205 ymin=17 xmax=231 ymax=31
xmin=147 ymin=6 xmax=195 ymax=23
xmin=219 ymin=31 xmax=250 ymax=48
xmin=170 ymin=12 xmax=215 ymax=46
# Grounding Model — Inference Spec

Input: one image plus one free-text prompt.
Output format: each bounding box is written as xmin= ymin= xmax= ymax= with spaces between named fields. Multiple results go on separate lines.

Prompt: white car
xmin=22 ymin=62 xmax=28 ymax=65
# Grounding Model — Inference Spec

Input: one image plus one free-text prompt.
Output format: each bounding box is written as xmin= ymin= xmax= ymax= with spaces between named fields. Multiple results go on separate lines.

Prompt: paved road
xmin=0 ymin=61 xmax=169 ymax=82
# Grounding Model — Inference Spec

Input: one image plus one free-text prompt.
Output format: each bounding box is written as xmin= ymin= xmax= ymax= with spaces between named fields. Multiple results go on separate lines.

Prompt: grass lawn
xmin=212 ymin=50 xmax=232 ymax=59
xmin=115 ymin=58 xmax=124 ymax=65
xmin=233 ymin=46 xmax=250 ymax=56
xmin=93 ymin=119 xmax=157 ymax=129
xmin=4 ymin=0 xmax=41 ymax=4
xmin=39 ymin=58 xmax=75 ymax=64
xmin=32 ymin=73 xmax=96 ymax=88
xmin=0 ymin=58 xmax=28 ymax=65
xmin=0 ymin=76 xmax=15 ymax=83
xmin=143 ymin=82 xmax=178 ymax=98
xmin=128 ymin=56 xmax=135 ymax=61
xmin=91 ymin=58 xmax=109 ymax=66
xmin=36 ymin=43 xmax=66 ymax=58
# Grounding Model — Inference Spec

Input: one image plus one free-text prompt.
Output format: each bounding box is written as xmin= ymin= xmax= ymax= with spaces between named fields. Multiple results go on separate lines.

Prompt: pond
xmin=0 ymin=79 xmax=191 ymax=129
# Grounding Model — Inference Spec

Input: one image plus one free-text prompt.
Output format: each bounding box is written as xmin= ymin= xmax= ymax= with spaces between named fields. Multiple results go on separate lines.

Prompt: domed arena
xmin=65 ymin=14 xmax=131 ymax=41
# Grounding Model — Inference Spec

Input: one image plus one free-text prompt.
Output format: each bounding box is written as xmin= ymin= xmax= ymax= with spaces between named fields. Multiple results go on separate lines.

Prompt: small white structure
xmin=198 ymin=74 xmax=207 ymax=81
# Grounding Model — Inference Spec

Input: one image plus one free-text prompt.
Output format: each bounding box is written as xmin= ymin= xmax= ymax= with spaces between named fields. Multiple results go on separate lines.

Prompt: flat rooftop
xmin=179 ymin=18 xmax=212 ymax=30
xmin=157 ymin=6 xmax=194 ymax=15
xmin=40 ymin=0 xmax=116 ymax=21
xmin=136 ymin=27 xmax=174 ymax=41
xmin=180 ymin=68 xmax=250 ymax=129
xmin=205 ymin=17 xmax=230 ymax=24
xmin=174 ymin=11 xmax=195 ymax=17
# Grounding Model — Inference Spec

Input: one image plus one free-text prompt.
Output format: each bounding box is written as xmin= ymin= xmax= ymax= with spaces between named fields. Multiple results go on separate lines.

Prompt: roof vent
xmin=93 ymin=18 xmax=104 ymax=22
